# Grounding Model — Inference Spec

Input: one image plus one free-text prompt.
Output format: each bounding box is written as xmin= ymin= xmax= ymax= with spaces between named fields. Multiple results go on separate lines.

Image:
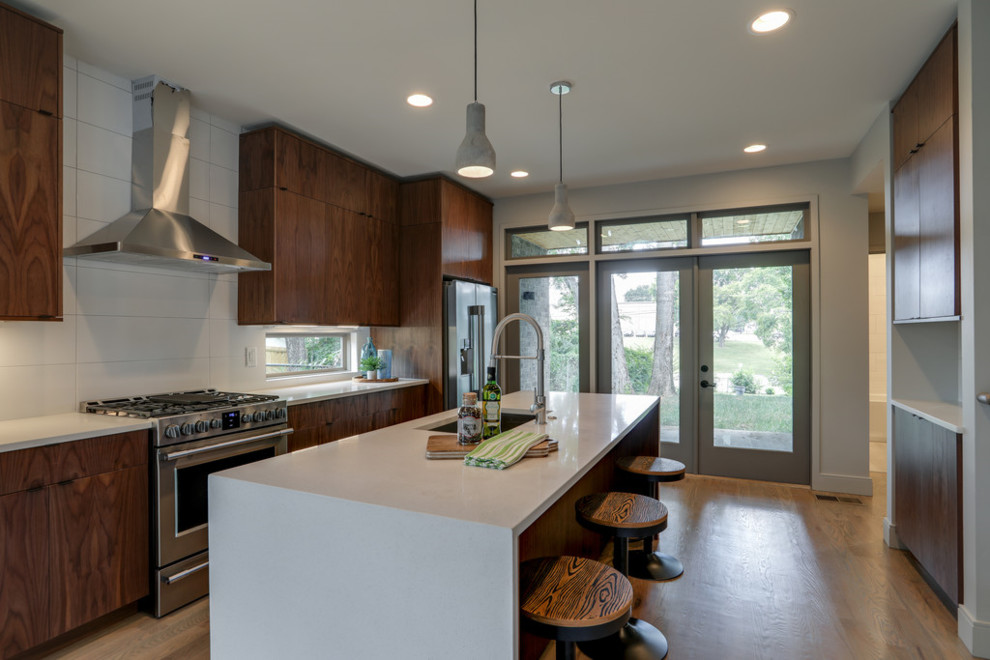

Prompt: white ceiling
xmin=18 ymin=0 xmax=957 ymax=200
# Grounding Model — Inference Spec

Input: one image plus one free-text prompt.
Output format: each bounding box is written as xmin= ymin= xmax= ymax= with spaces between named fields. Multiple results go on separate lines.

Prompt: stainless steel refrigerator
xmin=443 ymin=279 xmax=498 ymax=410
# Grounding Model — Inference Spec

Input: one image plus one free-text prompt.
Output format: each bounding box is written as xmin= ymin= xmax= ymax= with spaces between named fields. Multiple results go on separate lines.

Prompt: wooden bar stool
xmin=616 ymin=456 xmax=686 ymax=581
xmin=574 ymin=492 xmax=670 ymax=659
xmin=520 ymin=556 xmax=633 ymax=660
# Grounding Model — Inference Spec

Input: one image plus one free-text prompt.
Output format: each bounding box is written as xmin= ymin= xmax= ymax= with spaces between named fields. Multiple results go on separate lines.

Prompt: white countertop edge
xmin=0 ymin=413 xmax=152 ymax=453
xmin=890 ymin=399 xmax=964 ymax=433
xmin=251 ymin=378 xmax=430 ymax=405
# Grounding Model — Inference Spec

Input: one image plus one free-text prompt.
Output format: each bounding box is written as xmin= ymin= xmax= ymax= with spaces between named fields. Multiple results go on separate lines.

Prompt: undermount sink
xmin=422 ymin=411 xmax=537 ymax=435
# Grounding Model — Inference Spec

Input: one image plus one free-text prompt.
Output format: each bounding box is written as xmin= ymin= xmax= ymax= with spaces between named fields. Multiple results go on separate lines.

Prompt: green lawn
xmin=713 ymin=338 xmax=780 ymax=377
xmin=714 ymin=393 xmax=792 ymax=433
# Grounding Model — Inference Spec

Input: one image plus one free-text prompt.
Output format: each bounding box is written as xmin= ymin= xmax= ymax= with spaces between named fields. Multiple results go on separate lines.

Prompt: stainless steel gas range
xmin=82 ymin=389 xmax=292 ymax=616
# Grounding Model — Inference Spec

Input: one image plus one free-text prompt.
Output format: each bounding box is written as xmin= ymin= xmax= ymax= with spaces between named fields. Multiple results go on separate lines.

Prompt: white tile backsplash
xmin=0 ymin=59 xmax=258 ymax=422
xmin=76 ymin=266 xmax=211 ymax=318
xmin=63 ymin=66 xmax=77 ymax=118
xmin=77 ymin=73 xmax=133 ymax=136
xmin=209 ymin=165 xmax=238 ymax=208
xmin=210 ymin=126 xmax=239 ymax=171
xmin=63 ymin=118 xmax=77 ymax=167
xmin=0 ymin=365 xmax=78 ymax=421
xmin=77 ymin=316 xmax=211 ymax=363
xmin=190 ymin=157 xmax=210 ymax=202
xmin=189 ymin=118 xmax=210 ymax=161
xmin=76 ymin=122 xmax=131 ymax=181
xmin=76 ymin=358 xmax=211 ymax=401
xmin=76 ymin=61 xmax=131 ymax=92
xmin=76 ymin=170 xmax=131 ymax=224
xmin=0 ymin=316 xmax=77 ymax=366
xmin=63 ymin=166 xmax=76 ymax=217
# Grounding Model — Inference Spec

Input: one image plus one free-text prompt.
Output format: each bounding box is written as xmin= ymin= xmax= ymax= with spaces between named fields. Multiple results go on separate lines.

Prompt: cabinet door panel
xmin=326 ymin=152 xmax=367 ymax=215
xmin=919 ymin=118 xmax=958 ymax=319
xmin=892 ymin=156 xmax=920 ymax=321
xmin=326 ymin=206 xmax=361 ymax=324
xmin=892 ymin=87 xmax=919 ymax=173
xmin=0 ymin=101 xmax=60 ymax=319
xmin=367 ymin=169 xmax=398 ymax=222
xmin=440 ymin=180 xmax=493 ymax=284
xmin=0 ymin=488 xmax=49 ymax=657
xmin=0 ymin=7 xmax=60 ymax=116
xmin=49 ymin=466 xmax=149 ymax=637
xmin=276 ymin=132 xmax=328 ymax=202
xmin=275 ymin=190 xmax=329 ymax=324
xmin=366 ymin=216 xmax=398 ymax=326
xmin=917 ymin=28 xmax=956 ymax=144
xmin=930 ymin=425 xmax=960 ymax=604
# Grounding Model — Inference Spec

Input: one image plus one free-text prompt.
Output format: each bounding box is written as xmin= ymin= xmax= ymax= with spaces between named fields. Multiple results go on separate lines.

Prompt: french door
xmin=597 ymin=250 xmax=810 ymax=484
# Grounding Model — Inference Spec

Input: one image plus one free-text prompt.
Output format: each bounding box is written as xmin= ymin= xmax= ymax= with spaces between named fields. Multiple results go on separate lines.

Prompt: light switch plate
xmin=245 ymin=346 xmax=258 ymax=368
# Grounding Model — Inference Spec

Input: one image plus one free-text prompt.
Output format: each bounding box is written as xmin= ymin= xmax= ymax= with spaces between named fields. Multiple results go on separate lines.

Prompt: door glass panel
xmin=518 ymin=276 xmax=581 ymax=392
xmin=607 ymin=271 xmax=680 ymax=443
xmin=710 ymin=265 xmax=793 ymax=452
xmin=174 ymin=447 xmax=277 ymax=534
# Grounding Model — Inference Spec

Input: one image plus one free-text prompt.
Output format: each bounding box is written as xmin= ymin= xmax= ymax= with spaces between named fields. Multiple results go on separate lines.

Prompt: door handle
xmin=700 ymin=380 xmax=712 ymax=388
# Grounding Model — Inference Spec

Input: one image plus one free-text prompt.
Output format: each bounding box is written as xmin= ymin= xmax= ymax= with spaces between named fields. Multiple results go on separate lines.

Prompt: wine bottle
xmin=481 ymin=367 xmax=502 ymax=439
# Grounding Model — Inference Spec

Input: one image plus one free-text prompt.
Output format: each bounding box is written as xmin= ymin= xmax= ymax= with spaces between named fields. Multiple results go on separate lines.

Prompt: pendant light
xmin=548 ymin=80 xmax=574 ymax=231
xmin=455 ymin=0 xmax=495 ymax=178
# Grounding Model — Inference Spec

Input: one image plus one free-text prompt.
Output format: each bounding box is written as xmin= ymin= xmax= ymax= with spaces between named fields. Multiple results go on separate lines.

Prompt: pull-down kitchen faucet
xmin=489 ymin=313 xmax=546 ymax=425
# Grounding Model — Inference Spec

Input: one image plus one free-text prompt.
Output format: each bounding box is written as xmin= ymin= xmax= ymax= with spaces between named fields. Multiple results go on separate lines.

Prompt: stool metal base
xmin=629 ymin=550 xmax=684 ymax=581
xmin=578 ymin=618 xmax=669 ymax=660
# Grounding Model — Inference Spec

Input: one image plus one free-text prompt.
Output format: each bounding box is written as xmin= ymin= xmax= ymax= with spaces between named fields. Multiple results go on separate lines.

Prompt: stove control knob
xmin=180 ymin=422 xmax=194 ymax=436
xmin=275 ymin=407 xmax=286 ymax=419
xmin=164 ymin=424 xmax=180 ymax=439
xmin=253 ymin=411 xmax=265 ymax=422
xmin=264 ymin=409 xmax=274 ymax=421
xmin=241 ymin=413 xmax=251 ymax=424
xmin=211 ymin=418 xmax=222 ymax=429
xmin=195 ymin=420 xmax=210 ymax=433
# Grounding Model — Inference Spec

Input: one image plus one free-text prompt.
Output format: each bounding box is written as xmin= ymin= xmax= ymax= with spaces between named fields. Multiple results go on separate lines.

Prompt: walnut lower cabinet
xmin=286 ymin=385 xmax=427 ymax=453
xmin=0 ymin=431 xmax=149 ymax=658
xmin=892 ymin=407 xmax=961 ymax=605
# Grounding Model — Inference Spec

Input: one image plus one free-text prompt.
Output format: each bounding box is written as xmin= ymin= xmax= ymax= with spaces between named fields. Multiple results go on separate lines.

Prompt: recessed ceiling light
xmin=744 ymin=144 xmax=767 ymax=153
xmin=407 ymin=94 xmax=433 ymax=107
xmin=750 ymin=9 xmax=793 ymax=34
xmin=510 ymin=170 xmax=529 ymax=178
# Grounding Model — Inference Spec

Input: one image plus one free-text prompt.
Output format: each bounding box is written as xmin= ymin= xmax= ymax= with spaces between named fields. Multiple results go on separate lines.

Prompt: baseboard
xmin=883 ymin=517 xmax=905 ymax=549
xmin=812 ymin=472 xmax=874 ymax=496
xmin=959 ymin=604 xmax=990 ymax=658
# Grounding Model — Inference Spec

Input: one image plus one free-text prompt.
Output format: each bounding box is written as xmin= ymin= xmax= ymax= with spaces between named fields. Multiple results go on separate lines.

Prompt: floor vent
xmin=814 ymin=494 xmax=863 ymax=504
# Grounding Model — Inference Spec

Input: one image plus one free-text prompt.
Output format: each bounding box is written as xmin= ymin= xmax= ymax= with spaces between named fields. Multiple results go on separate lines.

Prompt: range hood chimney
xmin=64 ymin=77 xmax=270 ymax=273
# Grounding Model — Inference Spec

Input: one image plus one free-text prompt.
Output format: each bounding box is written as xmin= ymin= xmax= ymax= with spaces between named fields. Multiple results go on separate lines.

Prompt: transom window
xmin=597 ymin=216 xmax=689 ymax=253
xmin=700 ymin=205 xmax=806 ymax=246
xmin=507 ymin=224 xmax=589 ymax=259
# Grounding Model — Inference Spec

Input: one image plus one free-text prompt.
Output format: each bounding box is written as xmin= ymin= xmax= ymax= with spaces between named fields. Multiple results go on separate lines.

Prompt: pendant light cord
xmin=558 ymin=89 xmax=563 ymax=183
xmin=473 ymin=0 xmax=478 ymax=102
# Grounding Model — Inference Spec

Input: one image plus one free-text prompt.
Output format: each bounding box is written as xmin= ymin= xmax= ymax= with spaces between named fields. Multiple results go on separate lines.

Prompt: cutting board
xmin=425 ymin=434 xmax=558 ymax=460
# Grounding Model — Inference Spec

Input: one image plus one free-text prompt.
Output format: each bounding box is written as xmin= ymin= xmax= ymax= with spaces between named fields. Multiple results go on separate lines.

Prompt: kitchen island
xmin=209 ymin=391 xmax=659 ymax=660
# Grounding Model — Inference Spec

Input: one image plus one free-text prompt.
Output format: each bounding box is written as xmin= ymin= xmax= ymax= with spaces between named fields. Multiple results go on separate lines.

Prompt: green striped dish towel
xmin=463 ymin=430 xmax=549 ymax=470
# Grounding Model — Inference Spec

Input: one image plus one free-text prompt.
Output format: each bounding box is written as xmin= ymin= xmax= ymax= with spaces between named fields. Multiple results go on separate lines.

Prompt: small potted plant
xmin=359 ymin=355 xmax=383 ymax=380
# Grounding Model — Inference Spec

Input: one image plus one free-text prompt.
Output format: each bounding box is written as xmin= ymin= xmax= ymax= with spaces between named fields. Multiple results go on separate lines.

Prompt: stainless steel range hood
xmin=65 ymin=77 xmax=270 ymax=273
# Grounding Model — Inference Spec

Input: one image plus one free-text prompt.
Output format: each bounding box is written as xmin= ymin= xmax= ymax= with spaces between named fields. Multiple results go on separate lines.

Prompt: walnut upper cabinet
xmin=401 ymin=176 xmax=493 ymax=285
xmin=0 ymin=4 xmax=62 ymax=321
xmin=891 ymin=25 xmax=959 ymax=322
xmin=237 ymin=126 xmax=399 ymax=326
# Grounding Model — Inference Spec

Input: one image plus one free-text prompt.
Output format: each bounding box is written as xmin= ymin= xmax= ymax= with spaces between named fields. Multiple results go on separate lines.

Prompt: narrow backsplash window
xmin=265 ymin=332 xmax=351 ymax=377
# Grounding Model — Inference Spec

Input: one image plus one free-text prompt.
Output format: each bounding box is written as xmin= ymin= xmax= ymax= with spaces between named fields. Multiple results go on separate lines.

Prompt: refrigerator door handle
xmin=468 ymin=304 xmax=486 ymax=395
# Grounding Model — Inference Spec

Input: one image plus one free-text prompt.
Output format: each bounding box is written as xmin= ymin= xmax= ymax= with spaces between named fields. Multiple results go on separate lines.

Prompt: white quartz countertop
xmin=890 ymin=398 xmax=964 ymax=433
xmin=0 ymin=413 xmax=152 ymax=453
xmin=251 ymin=377 xmax=430 ymax=406
xmin=214 ymin=391 xmax=658 ymax=533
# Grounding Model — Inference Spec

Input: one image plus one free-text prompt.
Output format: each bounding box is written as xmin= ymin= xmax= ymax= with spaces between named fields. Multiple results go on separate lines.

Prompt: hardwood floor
xmin=39 ymin=471 xmax=970 ymax=659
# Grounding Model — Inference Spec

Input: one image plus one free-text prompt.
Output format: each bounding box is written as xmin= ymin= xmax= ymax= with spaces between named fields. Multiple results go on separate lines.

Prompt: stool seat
xmin=576 ymin=492 xmax=668 ymax=539
xmin=616 ymin=456 xmax=686 ymax=482
xmin=521 ymin=556 xmax=632 ymax=657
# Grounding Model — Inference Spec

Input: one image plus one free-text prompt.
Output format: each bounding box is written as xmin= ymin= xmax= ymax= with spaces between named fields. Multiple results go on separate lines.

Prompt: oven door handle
xmin=162 ymin=428 xmax=293 ymax=461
